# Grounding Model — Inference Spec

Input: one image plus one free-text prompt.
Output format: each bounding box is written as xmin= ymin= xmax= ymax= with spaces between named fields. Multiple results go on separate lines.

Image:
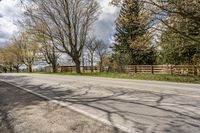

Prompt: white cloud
xmin=0 ymin=0 xmax=119 ymax=47
xmin=0 ymin=0 xmax=24 ymax=46
xmin=94 ymin=0 xmax=119 ymax=44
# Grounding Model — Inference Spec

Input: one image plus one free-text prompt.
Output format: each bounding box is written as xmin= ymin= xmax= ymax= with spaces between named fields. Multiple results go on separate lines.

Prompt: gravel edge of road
xmin=0 ymin=80 xmax=131 ymax=133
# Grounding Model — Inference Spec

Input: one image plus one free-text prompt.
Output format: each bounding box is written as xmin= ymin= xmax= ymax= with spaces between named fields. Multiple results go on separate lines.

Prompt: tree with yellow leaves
xmin=16 ymin=32 xmax=39 ymax=73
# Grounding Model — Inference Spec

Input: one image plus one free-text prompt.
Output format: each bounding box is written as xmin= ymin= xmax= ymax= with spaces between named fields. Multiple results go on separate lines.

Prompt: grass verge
xmin=25 ymin=72 xmax=200 ymax=84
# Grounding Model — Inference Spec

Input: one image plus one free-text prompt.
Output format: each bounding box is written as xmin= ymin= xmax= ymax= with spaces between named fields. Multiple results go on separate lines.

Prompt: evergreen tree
xmin=160 ymin=11 xmax=200 ymax=65
xmin=161 ymin=31 xmax=197 ymax=65
xmin=113 ymin=0 xmax=155 ymax=67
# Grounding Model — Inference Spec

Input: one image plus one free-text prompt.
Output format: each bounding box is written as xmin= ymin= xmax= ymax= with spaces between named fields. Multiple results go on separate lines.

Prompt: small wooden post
xmin=170 ymin=65 xmax=173 ymax=75
xmin=194 ymin=66 xmax=197 ymax=76
xmin=151 ymin=65 xmax=154 ymax=74
xmin=134 ymin=65 xmax=137 ymax=73
xmin=71 ymin=67 xmax=73 ymax=72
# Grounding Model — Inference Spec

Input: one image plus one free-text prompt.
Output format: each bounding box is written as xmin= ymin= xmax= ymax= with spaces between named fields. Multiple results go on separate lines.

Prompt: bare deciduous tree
xmin=29 ymin=23 xmax=61 ymax=73
xmin=42 ymin=43 xmax=60 ymax=73
xmin=23 ymin=0 xmax=100 ymax=73
xmin=17 ymin=32 xmax=39 ymax=73
xmin=96 ymin=40 xmax=109 ymax=72
xmin=8 ymin=42 xmax=23 ymax=72
xmin=86 ymin=37 xmax=98 ymax=72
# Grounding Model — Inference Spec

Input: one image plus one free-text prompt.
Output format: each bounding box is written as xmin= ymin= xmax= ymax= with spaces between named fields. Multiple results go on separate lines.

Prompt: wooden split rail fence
xmin=103 ymin=65 xmax=200 ymax=76
xmin=43 ymin=65 xmax=200 ymax=76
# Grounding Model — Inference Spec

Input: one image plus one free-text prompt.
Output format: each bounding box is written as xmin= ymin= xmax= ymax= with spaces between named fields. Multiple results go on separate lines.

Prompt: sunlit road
xmin=1 ymin=73 xmax=200 ymax=133
xmin=0 ymin=81 xmax=118 ymax=133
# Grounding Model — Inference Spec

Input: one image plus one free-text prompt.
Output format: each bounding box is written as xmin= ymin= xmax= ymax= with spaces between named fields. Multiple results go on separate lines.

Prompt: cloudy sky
xmin=0 ymin=0 xmax=119 ymax=47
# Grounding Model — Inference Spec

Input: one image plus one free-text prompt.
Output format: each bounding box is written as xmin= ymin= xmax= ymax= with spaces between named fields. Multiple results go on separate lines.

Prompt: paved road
xmin=0 ymin=81 xmax=121 ymax=133
xmin=1 ymin=73 xmax=200 ymax=133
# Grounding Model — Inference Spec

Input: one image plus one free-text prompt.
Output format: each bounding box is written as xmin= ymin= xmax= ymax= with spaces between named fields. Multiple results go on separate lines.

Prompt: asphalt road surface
xmin=0 ymin=81 xmax=123 ymax=133
xmin=0 ymin=73 xmax=200 ymax=133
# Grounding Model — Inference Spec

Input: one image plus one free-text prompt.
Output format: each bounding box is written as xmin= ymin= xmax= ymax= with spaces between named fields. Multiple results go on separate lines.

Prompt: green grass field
xmin=28 ymin=72 xmax=200 ymax=84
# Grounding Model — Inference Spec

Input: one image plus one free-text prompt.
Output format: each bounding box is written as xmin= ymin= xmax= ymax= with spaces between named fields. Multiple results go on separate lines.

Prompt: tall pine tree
xmin=113 ymin=0 xmax=155 ymax=67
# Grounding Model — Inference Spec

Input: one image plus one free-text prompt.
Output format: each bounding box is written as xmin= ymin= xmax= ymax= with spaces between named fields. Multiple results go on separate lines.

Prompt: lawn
xmin=28 ymin=72 xmax=200 ymax=84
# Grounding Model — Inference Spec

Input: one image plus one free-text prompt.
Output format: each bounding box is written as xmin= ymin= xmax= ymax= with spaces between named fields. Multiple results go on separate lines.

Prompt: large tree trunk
xmin=99 ymin=58 xmax=103 ymax=73
xmin=9 ymin=67 xmax=13 ymax=73
xmin=4 ymin=68 xmax=7 ymax=73
xmin=28 ymin=64 xmax=33 ymax=73
xmin=82 ymin=53 xmax=85 ymax=73
xmin=52 ymin=64 xmax=58 ymax=73
xmin=15 ymin=66 xmax=19 ymax=73
xmin=91 ymin=55 xmax=94 ymax=73
xmin=74 ymin=59 xmax=81 ymax=74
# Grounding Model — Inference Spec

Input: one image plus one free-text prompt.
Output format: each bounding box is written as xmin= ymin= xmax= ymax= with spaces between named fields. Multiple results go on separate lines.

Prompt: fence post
xmin=194 ymin=66 xmax=197 ymax=76
xmin=134 ymin=65 xmax=137 ymax=73
xmin=151 ymin=65 xmax=154 ymax=74
xmin=170 ymin=65 xmax=173 ymax=75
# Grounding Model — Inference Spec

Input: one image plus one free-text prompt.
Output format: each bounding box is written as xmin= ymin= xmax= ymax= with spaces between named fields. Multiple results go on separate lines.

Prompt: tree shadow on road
xmin=0 ymin=81 xmax=47 ymax=133
xmin=1 ymin=75 xmax=200 ymax=133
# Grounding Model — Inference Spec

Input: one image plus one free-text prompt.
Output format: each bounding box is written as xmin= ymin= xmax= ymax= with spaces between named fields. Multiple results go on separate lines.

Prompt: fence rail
xmin=103 ymin=65 xmax=200 ymax=76
xmin=43 ymin=65 xmax=200 ymax=76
